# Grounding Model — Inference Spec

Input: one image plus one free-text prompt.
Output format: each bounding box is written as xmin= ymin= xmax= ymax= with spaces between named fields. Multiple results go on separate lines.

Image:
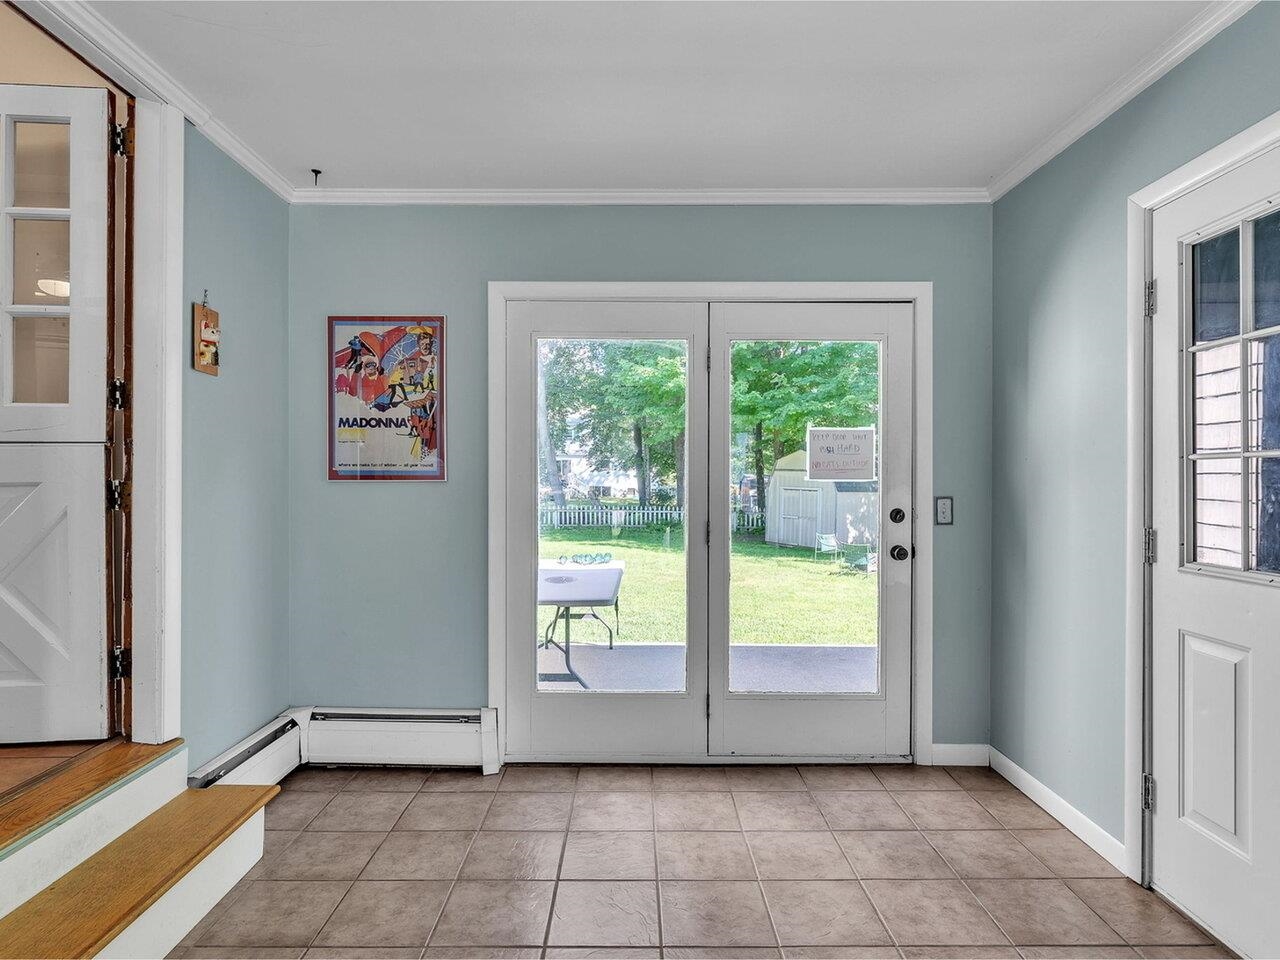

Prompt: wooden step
xmin=0 ymin=739 xmax=184 ymax=854
xmin=0 ymin=784 xmax=277 ymax=959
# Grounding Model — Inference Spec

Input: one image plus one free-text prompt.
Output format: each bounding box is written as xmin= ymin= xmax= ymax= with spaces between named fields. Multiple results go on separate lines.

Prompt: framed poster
xmin=329 ymin=316 xmax=446 ymax=481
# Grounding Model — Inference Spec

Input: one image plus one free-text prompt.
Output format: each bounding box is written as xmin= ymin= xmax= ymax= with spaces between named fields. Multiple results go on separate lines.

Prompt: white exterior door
xmin=0 ymin=84 xmax=111 ymax=742
xmin=709 ymin=302 xmax=914 ymax=757
xmin=1151 ymin=143 xmax=1280 ymax=956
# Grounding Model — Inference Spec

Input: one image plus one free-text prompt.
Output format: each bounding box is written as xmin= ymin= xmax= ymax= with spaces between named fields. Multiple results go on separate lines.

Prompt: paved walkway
xmin=536 ymin=643 xmax=878 ymax=692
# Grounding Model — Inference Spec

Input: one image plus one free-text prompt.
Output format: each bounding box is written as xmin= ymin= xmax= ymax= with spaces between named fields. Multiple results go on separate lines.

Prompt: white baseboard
xmin=989 ymin=747 xmax=1131 ymax=877
xmin=306 ymin=707 xmax=500 ymax=774
xmin=96 ymin=808 xmax=264 ymax=959
xmin=0 ymin=746 xmax=187 ymax=917
xmin=190 ymin=716 xmax=302 ymax=788
xmin=930 ymin=743 xmax=991 ymax=765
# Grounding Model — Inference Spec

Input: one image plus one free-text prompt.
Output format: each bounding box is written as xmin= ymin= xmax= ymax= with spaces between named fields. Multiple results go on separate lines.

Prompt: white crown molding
xmin=289 ymin=186 xmax=991 ymax=206
xmin=987 ymin=0 xmax=1258 ymax=201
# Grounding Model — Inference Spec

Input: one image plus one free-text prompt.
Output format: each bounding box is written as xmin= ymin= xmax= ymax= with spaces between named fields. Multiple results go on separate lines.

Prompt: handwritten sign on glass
xmin=806 ymin=426 xmax=876 ymax=481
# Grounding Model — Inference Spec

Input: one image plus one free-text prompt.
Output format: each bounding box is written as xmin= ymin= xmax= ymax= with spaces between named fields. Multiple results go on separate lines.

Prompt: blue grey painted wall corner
xmin=991 ymin=3 xmax=1280 ymax=839
xmin=285 ymin=203 xmax=994 ymax=744
xmin=182 ymin=124 xmax=291 ymax=770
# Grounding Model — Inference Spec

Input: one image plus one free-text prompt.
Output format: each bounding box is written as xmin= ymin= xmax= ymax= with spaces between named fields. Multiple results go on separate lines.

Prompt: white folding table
xmin=537 ymin=559 xmax=625 ymax=688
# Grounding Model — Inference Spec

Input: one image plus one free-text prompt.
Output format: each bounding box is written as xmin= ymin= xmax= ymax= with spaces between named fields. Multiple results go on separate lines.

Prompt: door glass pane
xmin=1254 ymin=209 xmax=1280 ymax=330
xmin=1249 ymin=457 xmax=1280 ymax=574
xmin=535 ymin=338 xmax=688 ymax=692
xmin=728 ymin=340 xmax=880 ymax=693
xmin=11 ymin=316 xmax=69 ymax=403
xmin=1193 ymin=458 xmax=1243 ymax=568
xmin=13 ymin=219 xmax=71 ymax=306
xmin=13 ymin=122 xmax=71 ymax=208
xmin=1193 ymin=343 xmax=1241 ymax=452
xmin=1192 ymin=229 xmax=1240 ymax=343
xmin=1248 ymin=334 xmax=1280 ymax=451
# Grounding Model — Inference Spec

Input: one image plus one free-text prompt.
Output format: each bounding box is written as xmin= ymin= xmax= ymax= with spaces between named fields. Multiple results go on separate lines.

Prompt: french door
xmin=1150 ymin=143 xmax=1280 ymax=955
xmin=502 ymin=298 xmax=914 ymax=761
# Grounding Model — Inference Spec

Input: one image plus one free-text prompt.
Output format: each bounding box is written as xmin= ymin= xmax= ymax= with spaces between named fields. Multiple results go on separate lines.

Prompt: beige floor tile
xmin=483 ymin=792 xmax=573 ymax=831
xmin=265 ymin=830 xmax=384 ymax=880
xmin=966 ymin=879 xmax=1125 ymax=946
xmin=970 ymin=791 xmax=1060 ymax=829
xmin=654 ymin=792 xmax=740 ymax=830
xmin=282 ymin=767 xmax=356 ymax=792
xmin=545 ymin=949 xmax=661 ymax=959
xmin=835 ymin=831 xmax=955 ymax=879
xmin=797 ymin=765 xmax=883 ymax=791
xmin=265 ymin=791 xmax=334 ymax=831
xmin=570 ymin=791 xmax=654 ymax=830
xmin=421 ymin=768 xmax=503 ymax=792
xmin=1064 ymin=881 xmax=1212 ymax=946
xmin=308 ymin=791 xmax=414 ymax=831
xmin=429 ymin=880 xmax=556 ymax=945
xmin=1131 ymin=948 xmax=1234 ymax=959
xmin=575 ymin=765 xmax=653 ymax=792
xmin=199 ymin=880 xmax=350 ymax=946
xmin=943 ymin=767 xmax=1016 ymax=792
xmin=763 ymin=880 xmax=891 ymax=946
xmin=181 ymin=949 xmax=307 ymax=959
xmin=304 ymin=950 xmax=423 ymax=959
xmin=746 ymin=830 xmax=854 ymax=879
xmin=422 ymin=949 xmax=540 ymax=958
xmin=669 ymin=949 xmax=781 ymax=959
xmin=180 ymin=879 xmax=253 ymax=946
xmin=398 ymin=792 xmax=494 ymax=831
xmin=652 ymin=766 xmax=730 ymax=792
xmin=782 ymin=949 xmax=897 ymax=959
xmin=899 ymin=948 xmax=1019 ymax=958
xmin=725 ymin=766 xmax=807 ymax=791
xmin=659 ymin=880 xmax=777 ymax=946
xmin=547 ymin=880 xmax=660 ymax=946
xmin=923 ymin=831 xmax=1054 ymax=878
xmin=246 ymin=830 xmax=299 ymax=880
xmin=733 ymin=792 xmax=826 ymax=830
xmin=813 ymin=792 xmax=914 ymax=830
xmin=459 ymin=830 xmax=565 ymax=879
xmin=656 ymin=831 xmax=756 ymax=879
xmin=499 ymin=765 xmax=580 ymax=792
xmin=862 ymin=879 xmax=1009 ymax=946
xmin=560 ymin=830 xmax=656 ymax=880
xmin=1012 ymin=830 xmax=1123 ymax=879
xmin=892 ymin=792 xmax=1000 ymax=830
xmin=1018 ymin=949 xmax=1140 ymax=958
xmin=362 ymin=831 xmax=475 ymax=880
xmin=314 ymin=880 xmax=451 ymax=947
xmin=872 ymin=766 xmax=961 ymax=791
xmin=343 ymin=767 xmax=429 ymax=792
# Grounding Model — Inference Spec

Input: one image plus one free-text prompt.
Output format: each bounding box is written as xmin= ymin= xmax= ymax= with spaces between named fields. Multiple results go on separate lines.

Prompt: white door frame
xmin=1125 ymin=106 xmax=1280 ymax=885
xmin=487 ymin=281 xmax=934 ymax=765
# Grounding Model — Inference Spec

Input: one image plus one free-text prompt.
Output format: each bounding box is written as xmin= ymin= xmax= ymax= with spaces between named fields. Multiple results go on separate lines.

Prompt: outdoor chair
xmin=815 ymin=533 xmax=844 ymax=562
xmin=842 ymin=543 xmax=875 ymax=576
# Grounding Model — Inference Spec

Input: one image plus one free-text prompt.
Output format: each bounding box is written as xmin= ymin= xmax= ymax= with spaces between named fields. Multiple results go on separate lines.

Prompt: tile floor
xmin=170 ymin=763 xmax=1232 ymax=960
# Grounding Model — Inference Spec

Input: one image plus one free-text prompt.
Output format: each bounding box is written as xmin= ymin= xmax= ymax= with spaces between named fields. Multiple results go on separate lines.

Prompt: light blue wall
xmin=182 ymin=125 xmax=291 ymax=770
xmin=991 ymin=4 xmax=1280 ymax=839
xmin=287 ymin=204 xmax=994 ymax=743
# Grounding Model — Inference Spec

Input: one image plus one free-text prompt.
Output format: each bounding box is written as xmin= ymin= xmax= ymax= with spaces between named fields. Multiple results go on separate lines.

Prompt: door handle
xmin=889 ymin=545 xmax=910 ymax=561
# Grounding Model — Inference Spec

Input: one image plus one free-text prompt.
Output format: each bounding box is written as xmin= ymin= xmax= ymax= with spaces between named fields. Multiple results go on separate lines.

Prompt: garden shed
xmin=763 ymin=450 xmax=880 ymax=550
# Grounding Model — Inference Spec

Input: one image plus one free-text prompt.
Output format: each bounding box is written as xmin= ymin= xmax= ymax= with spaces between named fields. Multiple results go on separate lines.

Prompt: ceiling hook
xmin=311 ymin=168 xmax=322 ymax=187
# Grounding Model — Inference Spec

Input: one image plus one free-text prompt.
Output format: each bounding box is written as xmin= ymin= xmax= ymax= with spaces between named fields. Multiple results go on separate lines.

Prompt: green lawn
xmin=538 ymin=526 xmax=877 ymax=646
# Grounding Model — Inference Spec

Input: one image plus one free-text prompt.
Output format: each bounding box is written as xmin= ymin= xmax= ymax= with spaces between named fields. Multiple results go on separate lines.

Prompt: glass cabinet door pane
xmin=1254 ymin=209 xmax=1280 ymax=330
xmin=1194 ymin=343 xmax=1241 ymax=452
xmin=1193 ymin=229 xmax=1240 ymax=343
xmin=10 ymin=316 xmax=70 ymax=403
xmin=1194 ymin=458 xmax=1243 ymax=568
xmin=12 ymin=219 xmax=71 ymax=306
xmin=13 ymin=122 xmax=71 ymax=208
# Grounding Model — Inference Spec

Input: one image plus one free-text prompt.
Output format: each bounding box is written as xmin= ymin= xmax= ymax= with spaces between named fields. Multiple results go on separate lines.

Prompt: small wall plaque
xmin=193 ymin=303 xmax=220 ymax=376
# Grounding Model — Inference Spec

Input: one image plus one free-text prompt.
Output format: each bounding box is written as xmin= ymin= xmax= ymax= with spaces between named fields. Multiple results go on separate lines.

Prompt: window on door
xmin=1188 ymin=214 xmax=1280 ymax=575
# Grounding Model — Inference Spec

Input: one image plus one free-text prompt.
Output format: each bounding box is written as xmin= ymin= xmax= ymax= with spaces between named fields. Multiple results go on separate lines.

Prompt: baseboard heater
xmin=307 ymin=707 xmax=500 ymax=774
xmin=189 ymin=715 xmax=302 ymax=788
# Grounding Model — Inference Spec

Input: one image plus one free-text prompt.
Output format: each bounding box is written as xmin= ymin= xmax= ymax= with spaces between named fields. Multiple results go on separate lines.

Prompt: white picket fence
xmin=538 ymin=505 xmax=764 ymax=530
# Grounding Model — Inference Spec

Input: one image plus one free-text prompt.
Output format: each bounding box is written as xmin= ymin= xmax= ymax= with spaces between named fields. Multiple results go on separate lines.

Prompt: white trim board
xmin=989 ymin=747 xmax=1128 ymax=875
xmin=930 ymin=743 xmax=991 ymax=766
xmin=486 ymin=281 xmax=934 ymax=767
xmin=17 ymin=0 xmax=1257 ymax=207
xmin=1123 ymin=104 xmax=1280 ymax=886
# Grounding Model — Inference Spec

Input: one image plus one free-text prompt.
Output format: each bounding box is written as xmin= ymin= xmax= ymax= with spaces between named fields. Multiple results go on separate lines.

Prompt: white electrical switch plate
xmin=935 ymin=496 xmax=953 ymax=525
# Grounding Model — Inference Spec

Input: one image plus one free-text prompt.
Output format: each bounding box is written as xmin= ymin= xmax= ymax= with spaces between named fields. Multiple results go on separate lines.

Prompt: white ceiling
xmin=85 ymin=0 xmax=1233 ymax=200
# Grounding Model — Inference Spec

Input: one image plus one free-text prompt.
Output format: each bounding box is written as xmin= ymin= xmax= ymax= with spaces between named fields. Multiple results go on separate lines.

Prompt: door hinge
xmin=106 ymin=479 xmax=128 ymax=512
xmin=706 ymin=347 xmax=712 ymax=373
xmin=1142 ymin=773 xmax=1156 ymax=812
xmin=1143 ymin=527 xmax=1157 ymax=565
xmin=109 ymin=647 xmax=132 ymax=681
xmin=1144 ymin=279 xmax=1157 ymax=319
xmin=705 ymin=520 xmax=711 ymax=546
xmin=110 ymin=122 xmax=135 ymax=158
xmin=705 ymin=692 xmax=711 ymax=719
xmin=108 ymin=378 xmax=128 ymax=410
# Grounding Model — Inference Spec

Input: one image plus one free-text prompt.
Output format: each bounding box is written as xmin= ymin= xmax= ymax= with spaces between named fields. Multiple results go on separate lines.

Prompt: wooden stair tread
xmin=0 ymin=739 xmax=183 ymax=852
xmin=0 ymin=784 xmax=278 ymax=959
